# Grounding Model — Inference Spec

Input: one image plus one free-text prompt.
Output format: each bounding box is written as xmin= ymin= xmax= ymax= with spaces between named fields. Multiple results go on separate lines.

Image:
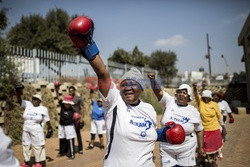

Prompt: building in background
xmin=238 ymin=13 xmax=250 ymax=103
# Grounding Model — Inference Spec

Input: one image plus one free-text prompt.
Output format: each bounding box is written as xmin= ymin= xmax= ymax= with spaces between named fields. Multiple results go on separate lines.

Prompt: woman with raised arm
xmin=15 ymin=84 xmax=53 ymax=167
xmin=193 ymin=83 xmax=226 ymax=167
xmin=68 ymin=16 xmax=158 ymax=167
xmin=87 ymin=89 xmax=106 ymax=150
xmin=148 ymin=73 xmax=204 ymax=167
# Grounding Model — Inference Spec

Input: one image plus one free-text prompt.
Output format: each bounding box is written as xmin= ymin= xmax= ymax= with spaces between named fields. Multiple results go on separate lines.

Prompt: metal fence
xmin=7 ymin=46 xmax=159 ymax=83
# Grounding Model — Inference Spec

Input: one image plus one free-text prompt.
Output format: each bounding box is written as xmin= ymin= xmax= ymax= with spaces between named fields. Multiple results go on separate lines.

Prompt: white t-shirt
xmin=0 ymin=127 xmax=20 ymax=167
xmin=100 ymin=82 xmax=157 ymax=167
xmin=218 ymin=100 xmax=232 ymax=116
xmin=21 ymin=100 xmax=50 ymax=132
xmin=160 ymin=92 xmax=203 ymax=153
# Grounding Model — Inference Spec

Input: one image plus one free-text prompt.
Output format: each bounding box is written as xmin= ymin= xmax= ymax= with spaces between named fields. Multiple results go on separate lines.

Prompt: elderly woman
xmin=17 ymin=93 xmax=52 ymax=167
xmin=148 ymin=74 xmax=204 ymax=167
xmin=68 ymin=16 xmax=157 ymax=167
xmin=193 ymin=84 xmax=226 ymax=167
xmin=57 ymin=95 xmax=77 ymax=160
xmin=212 ymin=92 xmax=234 ymax=124
xmin=0 ymin=127 xmax=20 ymax=167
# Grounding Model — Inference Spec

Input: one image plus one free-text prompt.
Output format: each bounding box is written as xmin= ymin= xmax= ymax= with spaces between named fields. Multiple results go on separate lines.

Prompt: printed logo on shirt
xmin=130 ymin=118 xmax=152 ymax=130
xmin=27 ymin=112 xmax=38 ymax=117
xmin=163 ymin=160 xmax=171 ymax=164
xmin=170 ymin=113 xmax=190 ymax=124
xmin=26 ymin=112 xmax=39 ymax=120
xmin=130 ymin=116 xmax=153 ymax=138
xmin=140 ymin=131 xmax=147 ymax=137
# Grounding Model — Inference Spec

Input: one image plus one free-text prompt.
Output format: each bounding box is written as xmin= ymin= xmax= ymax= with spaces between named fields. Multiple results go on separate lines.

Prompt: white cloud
xmin=154 ymin=35 xmax=189 ymax=48
xmin=222 ymin=10 xmax=249 ymax=24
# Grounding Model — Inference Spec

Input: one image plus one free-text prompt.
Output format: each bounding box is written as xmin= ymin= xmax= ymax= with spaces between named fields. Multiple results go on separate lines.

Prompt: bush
xmin=0 ymin=40 xmax=23 ymax=144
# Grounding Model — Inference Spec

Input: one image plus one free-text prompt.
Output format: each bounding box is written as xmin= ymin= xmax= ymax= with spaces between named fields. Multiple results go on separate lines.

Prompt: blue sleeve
xmin=157 ymin=127 xmax=167 ymax=142
xmin=92 ymin=101 xmax=97 ymax=107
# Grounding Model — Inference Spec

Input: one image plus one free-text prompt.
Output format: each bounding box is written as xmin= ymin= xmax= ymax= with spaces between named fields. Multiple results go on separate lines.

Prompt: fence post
xmin=141 ymin=67 xmax=144 ymax=76
xmin=155 ymin=70 xmax=158 ymax=78
xmin=124 ymin=64 xmax=127 ymax=73
xmin=33 ymin=49 xmax=37 ymax=83
xmin=77 ymin=55 xmax=80 ymax=79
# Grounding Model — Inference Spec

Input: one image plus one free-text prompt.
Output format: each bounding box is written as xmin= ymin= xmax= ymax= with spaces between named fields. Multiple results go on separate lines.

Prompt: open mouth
xmin=124 ymin=92 xmax=134 ymax=96
xmin=123 ymin=89 xmax=135 ymax=97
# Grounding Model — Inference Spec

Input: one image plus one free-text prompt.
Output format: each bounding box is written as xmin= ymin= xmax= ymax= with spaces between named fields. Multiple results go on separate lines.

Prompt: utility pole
xmin=205 ymin=33 xmax=212 ymax=76
xmin=221 ymin=54 xmax=230 ymax=81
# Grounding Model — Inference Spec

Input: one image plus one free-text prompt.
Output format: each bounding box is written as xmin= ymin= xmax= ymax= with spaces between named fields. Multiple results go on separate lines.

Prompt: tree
xmin=0 ymin=8 xmax=8 ymax=33
xmin=108 ymin=48 xmax=132 ymax=64
xmin=108 ymin=46 xmax=148 ymax=66
xmin=0 ymin=7 xmax=23 ymax=144
xmin=7 ymin=8 xmax=78 ymax=55
xmin=7 ymin=14 xmax=46 ymax=48
xmin=108 ymin=47 xmax=178 ymax=85
xmin=7 ymin=8 xmax=80 ymax=79
xmin=41 ymin=8 xmax=77 ymax=54
xmin=0 ymin=7 xmax=19 ymax=86
xmin=131 ymin=46 xmax=147 ymax=67
xmin=149 ymin=50 xmax=178 ymax=85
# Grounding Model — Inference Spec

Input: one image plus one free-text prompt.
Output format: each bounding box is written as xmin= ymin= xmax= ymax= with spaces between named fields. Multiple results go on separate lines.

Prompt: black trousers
xmin=59 ymin=138 xmax=75 ymax=158
xmin=67 ymin=138 xmax=75 ymax=158
xmin=59 ymin=138 xmax=68 ymax=155
xmin=75 ymin=126 xmax=83 ymax=151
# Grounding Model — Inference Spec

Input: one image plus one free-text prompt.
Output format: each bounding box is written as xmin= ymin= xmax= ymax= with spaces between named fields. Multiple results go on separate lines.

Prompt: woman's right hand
xmin=192 ymin=82 xmax=197 ymax=89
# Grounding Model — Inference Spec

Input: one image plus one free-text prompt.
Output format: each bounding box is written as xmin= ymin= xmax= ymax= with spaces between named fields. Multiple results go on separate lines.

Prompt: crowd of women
xmin=0 ymin=15 xmax=235 ymax=167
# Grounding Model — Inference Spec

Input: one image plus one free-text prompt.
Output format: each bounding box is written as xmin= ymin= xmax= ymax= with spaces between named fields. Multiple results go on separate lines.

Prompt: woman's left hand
xmin=198 ymin=147 xmax=206 ymax=157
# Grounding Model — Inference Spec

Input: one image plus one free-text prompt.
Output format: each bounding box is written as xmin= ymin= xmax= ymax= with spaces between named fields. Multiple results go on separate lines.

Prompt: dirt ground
xmin=12 ymin=122 xmax=161 ymax=167
xmin=12 ymin=113 xmax=250 ymax=167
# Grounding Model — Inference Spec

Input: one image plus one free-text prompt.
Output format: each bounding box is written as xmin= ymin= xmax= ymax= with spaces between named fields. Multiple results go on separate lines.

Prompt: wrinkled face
xmin=202 ymin=97 xmax=212 ymax=103
xmin=212 ymin=94 xmax=220 ymax=103
xmin=69 ymin=88 xmax=75 ymax=96
xmin=120 ymin=79 xmax=142 ymax=105
xmin=32 ymin=97 xmax=41 ymax=107
xmin=175 ymin=89 xmax=189 ymax=106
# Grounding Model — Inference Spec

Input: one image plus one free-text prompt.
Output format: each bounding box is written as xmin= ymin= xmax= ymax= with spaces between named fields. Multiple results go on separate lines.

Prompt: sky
xmin=1 ymin=0 xmax=250 ymax=75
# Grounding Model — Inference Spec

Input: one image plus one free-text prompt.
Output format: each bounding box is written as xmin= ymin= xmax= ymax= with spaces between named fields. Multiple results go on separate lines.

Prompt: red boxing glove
xmin=68 ymin=16 xmax=94 ymax=49
xmin=73 ymin=112 xmax=82 ymax=128
xmin=165 ymin=121 xmax=185 ymax=144
xmin=15 ymin=84 xmax=24 ymax=96
xmin=54 ymin=81 xmax=61 ymax=92
xmin=73 ymin=112 xmax=81 ymax=121
xmin=229 ymin=117 xmax=234 ymax=124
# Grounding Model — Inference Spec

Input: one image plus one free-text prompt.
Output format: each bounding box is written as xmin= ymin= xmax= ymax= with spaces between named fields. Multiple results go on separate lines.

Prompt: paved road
xmin=13 ymin=113 xmax=250 ymax=167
